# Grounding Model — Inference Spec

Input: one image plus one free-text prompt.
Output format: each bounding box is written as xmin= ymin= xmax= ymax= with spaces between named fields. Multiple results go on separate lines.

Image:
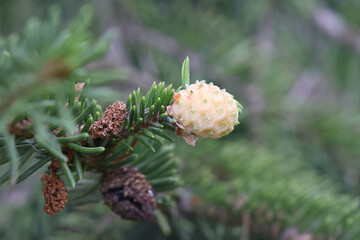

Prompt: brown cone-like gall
xmin=91 ymin=101 xmax=127 ymax=138
xmin=101 ymin=166 xmax=157 ymax=221
xmin=41 ymin=172 xmax=68 ymax=215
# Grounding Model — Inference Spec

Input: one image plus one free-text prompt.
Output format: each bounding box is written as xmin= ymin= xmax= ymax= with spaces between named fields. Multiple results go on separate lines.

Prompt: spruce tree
xmin=2 ymin=1 xmax=360 ymax=240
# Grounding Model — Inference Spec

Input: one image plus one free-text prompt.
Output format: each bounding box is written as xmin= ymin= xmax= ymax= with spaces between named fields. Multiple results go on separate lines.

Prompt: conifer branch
xmin=0 ymin=4 xmax=242 ymax=224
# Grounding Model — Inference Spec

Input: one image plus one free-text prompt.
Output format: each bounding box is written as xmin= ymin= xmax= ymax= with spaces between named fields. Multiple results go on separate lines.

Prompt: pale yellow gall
xmin=168 ymin=81 xmax=240 ymax=145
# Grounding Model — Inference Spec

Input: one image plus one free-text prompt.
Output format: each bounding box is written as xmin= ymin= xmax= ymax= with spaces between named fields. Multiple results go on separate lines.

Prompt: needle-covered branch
xmin=0 ymin=5 xmax=242 ymax=224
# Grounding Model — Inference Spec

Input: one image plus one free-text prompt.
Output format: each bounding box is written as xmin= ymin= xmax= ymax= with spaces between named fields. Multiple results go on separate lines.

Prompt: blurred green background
xmin=2 ymin=0 xmax=360 ymax=239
